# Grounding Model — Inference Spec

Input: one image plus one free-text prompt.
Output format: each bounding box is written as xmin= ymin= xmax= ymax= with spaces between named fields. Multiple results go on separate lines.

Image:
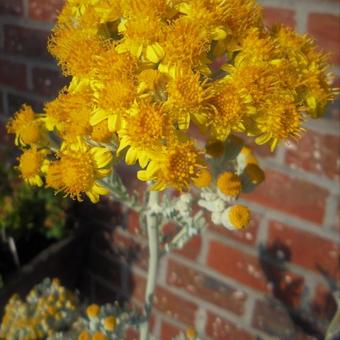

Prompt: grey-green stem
xmin=139 ymin=190 xmax=160 ymax=340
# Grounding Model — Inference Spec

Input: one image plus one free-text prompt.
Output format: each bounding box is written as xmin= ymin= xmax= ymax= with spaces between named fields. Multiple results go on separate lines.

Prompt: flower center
xmin=229 ymin=205 xmax=251 ymax=229
xmin=19 ymin=149 xmax=42 ymax=178
xmin=217 ymin=171 xmax=242 ymax=197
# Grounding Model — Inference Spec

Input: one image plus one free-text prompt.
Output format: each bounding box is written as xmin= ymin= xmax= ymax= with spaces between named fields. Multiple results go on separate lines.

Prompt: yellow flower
xmin=44 ymin=87 xmax=93 ymax=142
xmin=86 ymin=304 xmax=100 ymax=318
xmin=254 ymin=96 xmax=304 ymax=151
xmin=18 ymin=147 xmax=47 ymax=187
xmin=49 ymin=25 xmax=103 ymax=77
xmin=138 ymin=140 xmax=204 ymax=191
xmin=117 ymin=100 xmax=171 ymax=168
xmin=78 ymin=331 xmax=91 ymax=340
xmin=92 ymin=332 xmax=106 ymax=340
xmin=217 ymin=172 xmax=242 ymax=198
xmin=7 ymin=105 xmax=45 ymax=147
xmin=227 ymin=64 xmax=280 ymax=108
xmin=236 ymin=145 xmax=258 ymax=170
xmin=207 ymin=81 xmax=255 ymax=141
xmin=165 ymin=70 xmax=214 ymax=129
xmin=90 ymin=76 xmax=137 ymax=132
xmin=222 ymin=205 xmax=251 ymax=230
xmin=103 ymin=316 xmax=117 ymax=331
xmin=159 ymin=17 xmax=210 ymax=75
xmin=117 ymin=0 xmax=167 ymax=61
xmin=46 ymin=144 xmax=112 ymax=203
xmin=91 ymin=120 xmax=113 ymax=143
xmin=193 ymin=168 xmax=212 ymax=188
xmin=186 ymin=328 xmax=197 ymax=339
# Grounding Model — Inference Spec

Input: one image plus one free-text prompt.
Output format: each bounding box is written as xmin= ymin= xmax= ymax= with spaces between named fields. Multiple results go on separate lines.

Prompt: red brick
xmin=154 ymin=286 xmax=198 ymax=325
xmin=0 ymin=0 xmax=23 ymax=16
xmin=243 ymin=169 xmax=328 ymax=224
xmin=29 ymin=0 xmax=64 ymax=22
xmin=130 ymin=273 xmax=147 ymax=304
xmin=311 ymin=284 xmax=337 ymax=323
xmin=32 ymin=68 xmax=68 ymax=98
xmin=206 ymin=312 xmax=255 ymax=340
xmin=268 ymin=221 xmax=340 ymax=281
xmin=285 ymin=130 xmax=340 ymax=181
xmin=161 ymin=321 xmax=184 ymax=340
xmin=167 ymin=259 xmax=247 ymax=315
xmin=207 ymin=240 xmax=270 ymax=292
xmin=308 ymin=13 xmax=340 ymax=65
xmin=0 ymin=59 xmax=27 ymax=91
xmin=334 ymin=197 xmax=340 ymax=233
xmin=124 ymin=328 xmax=139 ymax=340
xmin=252 ymin=299 xmax=299 ymax=338
xmin=175 ymin=235 xmax=202 ymax=261
xmin=209 ymin=212 xmax=261 ymax=246
xmin=263 ymin=7 xmax=296 ymax=28
xmin=4 ymin=25 xmax=52 ymax=60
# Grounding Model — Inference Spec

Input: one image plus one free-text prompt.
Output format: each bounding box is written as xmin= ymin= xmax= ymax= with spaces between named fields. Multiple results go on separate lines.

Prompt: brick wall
xmin=0 ymin=0 xmax=339 ymax=339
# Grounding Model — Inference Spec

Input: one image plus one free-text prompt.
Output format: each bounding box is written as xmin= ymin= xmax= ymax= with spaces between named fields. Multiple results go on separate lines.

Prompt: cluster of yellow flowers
xmin=0 ymin=278 xmax=78 ymax=340
xmin=7 ymin=0 xmax=336 ymax=202
xmin=76 ymin=303 xmax=118 ymax=340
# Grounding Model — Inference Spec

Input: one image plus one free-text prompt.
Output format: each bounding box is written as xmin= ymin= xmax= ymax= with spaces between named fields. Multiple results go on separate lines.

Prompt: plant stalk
xmin=139 ymin=190 xmax=160 ymax=340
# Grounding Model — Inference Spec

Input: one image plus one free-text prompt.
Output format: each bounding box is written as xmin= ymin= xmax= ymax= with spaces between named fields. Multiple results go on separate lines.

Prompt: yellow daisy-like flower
xmin=165 ymin=70 xmax=214 ymax=129
xmin=49 ymin=25 xmax=103 ymax=77
xmin=44 ymin=87 xmax=94 ymax=142
xmin=46 ymin=143 xmax=112 ymax=203
xmin=217 ymin=172 xmax=242 ymax=198
xmin=138 ymin=140 xmax=204 ymax=191
xmin=18 ymin=147 xmax=47 ymax=187
xmin=159 ymin=17 xmax=211 ymax=76
xmin=103 ymin=316 xmax=117 ymax=331
xmin=86 ymin=304 xmax=100 ymax=318
xmin=192 ymin=168 xmax=212 ymax=188
xmin=222 ymin=205 xmax=251 ymax=230
xmin=90 ymin=76 xmax=137 ymax=132
xmin=92 ymin=332 xmax=106 ymax=340
xmin=91 ymin=120 xmax=113 ymax=143
xmin=186 ymin=328 xmax=198 ymax=339
xmin=78 ymin=331 xmax=91 ymax=340
xmin=117 ymin=100 xmax=171 ymax=167
xmin=207 ymin=81 xmax=255 ymax=141
xmin=254 ymin=96 xmax=304 ymax=151
xmin=7 ymin=105 xmax=46 ymax=147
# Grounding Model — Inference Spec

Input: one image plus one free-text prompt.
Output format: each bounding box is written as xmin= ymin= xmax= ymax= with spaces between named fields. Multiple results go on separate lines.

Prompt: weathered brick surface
xmin=0 ymin=58 xmax=27 ymax=91
xmin=29 ymin=0 xmax=64 ymax=22
xmin=268 ymin=221 xmax=340 ymax=281
xmin=167 ymin=259 xmax=247 ymax=315
xmin=32 ymin=67 xmax=68 ymax=97
xmin=308 ymin=13 xmax=340 ymax=65
xmin=244 ymin=169 xmax=329 ymax=224
xmin=154 ymin=286 xmax=198 ymax=325
xmin=4 ymin=25 xmax=52 ymax=60
xmin=207 ymin=240 xmax=270 ymax=292
xmin=206 ymin=312 xmax=255 ymax=340
xmin=0 ymin=0 xmax=23 ymax=16
xmin=285 ymin=130 xmax=340 ymax=181
xmin=263 ymin=7 xmax=296 ymax=27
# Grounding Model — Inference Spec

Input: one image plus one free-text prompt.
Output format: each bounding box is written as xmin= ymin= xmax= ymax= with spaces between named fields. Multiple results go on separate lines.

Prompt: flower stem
xmin=139 ymin=190 xmax=160 ymax=340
